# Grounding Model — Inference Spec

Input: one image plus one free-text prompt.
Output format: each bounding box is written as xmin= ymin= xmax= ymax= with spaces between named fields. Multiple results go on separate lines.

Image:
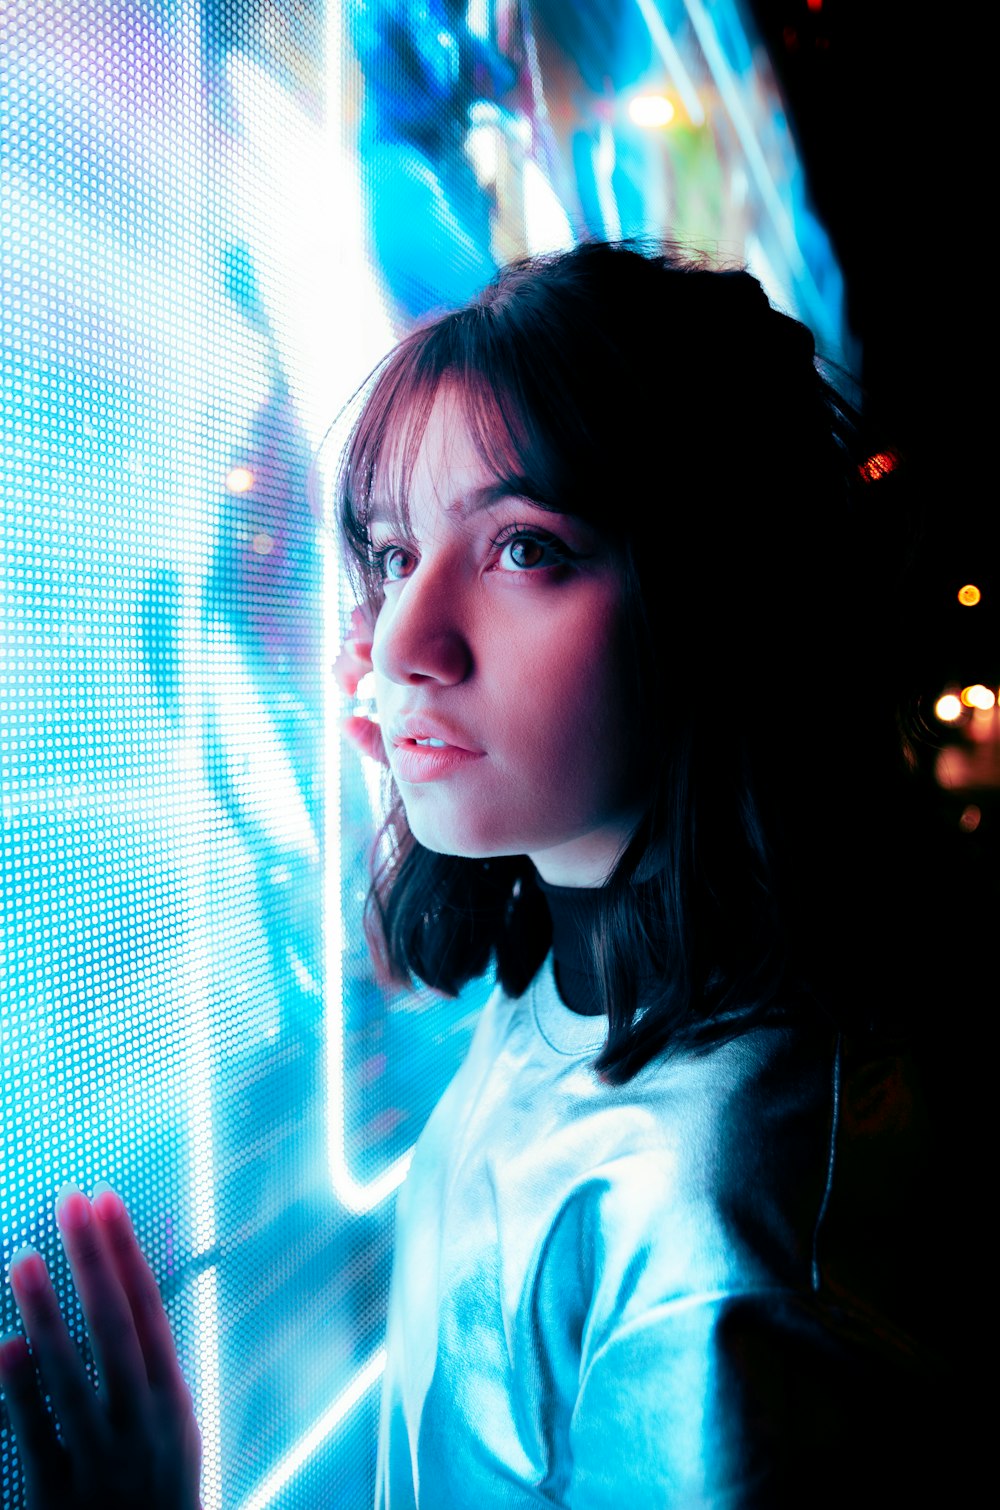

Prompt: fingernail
xmin=8 ymin=1248 xmax=46 ymax=1293
xmin=92 ymin=1183 xmax=123 ymax=1221
xmin=56 ymin=1185 xmax=91 ymax=1232
xmin=0 ymin=1332 xmax=28 ymax=1369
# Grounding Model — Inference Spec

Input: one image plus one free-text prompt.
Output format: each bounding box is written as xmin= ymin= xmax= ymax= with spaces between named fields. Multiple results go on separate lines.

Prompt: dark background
xmin=747 ymin=7 xmax=989 ymax=1338
xmin=746 ymin=0 xmax=993 ymax=700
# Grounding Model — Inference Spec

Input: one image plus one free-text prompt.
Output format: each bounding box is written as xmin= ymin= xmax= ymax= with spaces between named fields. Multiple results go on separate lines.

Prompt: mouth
xmin=391 ymin=732 xmax=483 ymax=755
xmin=390 ymin=740 xmax=486 ymax=783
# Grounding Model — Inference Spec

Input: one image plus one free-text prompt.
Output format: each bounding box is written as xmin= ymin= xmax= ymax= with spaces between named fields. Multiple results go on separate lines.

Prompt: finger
xmin=92 ymin=1187 xmax=193 ymax=1413
xmin=0 ymin=1332 xmax=69 ymax=1505
xmin=55 ymin=1188 xmax=150 ymax=1427
xmin=8 ymin=1246 xmax=102 ymax=1462
xmin=346 ymin=633 xmax=373 ymax=661
xmin=340 ymin=714 xmax=389 ymax=766
xmin=331 ymin=654 xmax=362 ymax=697
xmin=331 ymin=641 xmax=373 ymax=696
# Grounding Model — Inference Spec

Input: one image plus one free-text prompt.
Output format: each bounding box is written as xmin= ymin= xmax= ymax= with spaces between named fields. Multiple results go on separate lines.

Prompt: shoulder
xmin=563 ymin=1022 xmax=838 ymax=1287
xmin=556 ymin=1018 xmax=929 ymax=1329
xmin=566 ymin=1031 xmax=944 ymax=1502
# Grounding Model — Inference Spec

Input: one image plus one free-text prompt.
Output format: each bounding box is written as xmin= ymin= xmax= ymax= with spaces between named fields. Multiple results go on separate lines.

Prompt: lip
xmin=391 ymin=742 xmax=486 ymax=784
xmin=389 ymin=713 xmax=483 ymax=754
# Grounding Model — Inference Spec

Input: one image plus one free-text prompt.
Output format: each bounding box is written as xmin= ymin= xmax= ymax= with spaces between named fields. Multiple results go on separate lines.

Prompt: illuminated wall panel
xmin=1 ymin=3 xmax=847 ymax=1506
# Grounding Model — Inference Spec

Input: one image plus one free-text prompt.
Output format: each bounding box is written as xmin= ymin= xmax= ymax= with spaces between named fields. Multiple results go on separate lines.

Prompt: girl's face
xmin=370 ymin=386 xmax=645 ymax=887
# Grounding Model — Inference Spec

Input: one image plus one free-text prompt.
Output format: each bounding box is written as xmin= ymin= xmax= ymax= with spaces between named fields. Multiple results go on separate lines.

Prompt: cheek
xmin=505 ymin=619 xmax=631 ymax=774
xmin=550 ymin=614 xmax=625 ymax=723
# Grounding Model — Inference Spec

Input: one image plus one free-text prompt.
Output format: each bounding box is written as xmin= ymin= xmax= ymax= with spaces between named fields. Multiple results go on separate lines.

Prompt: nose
xmin=371 ymin=568 xmax=472 ymax=688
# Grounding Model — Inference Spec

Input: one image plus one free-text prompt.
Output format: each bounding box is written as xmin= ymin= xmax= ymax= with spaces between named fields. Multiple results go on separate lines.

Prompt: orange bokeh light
xmin=859 ymin=451 xmax=898 ymax=482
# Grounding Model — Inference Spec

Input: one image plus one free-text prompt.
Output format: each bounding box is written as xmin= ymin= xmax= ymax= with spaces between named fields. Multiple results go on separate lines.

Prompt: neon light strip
xmin=236 ymin=1347 xmax=387 ymax=1510
xmin=172 ymin=8 xmax=223 ymax=1503
xmin=315 ymin=0 xmax=418 ymax=1221
xmin=683 ymin=0 xmax=803 ymax=270
xmin=632 ymin=0 xmax=707 ymax=127
xmin=681 ymin=0 xmax=831 ymax=336
xmin=321 ymin=526 xmax=415 ymax=1215
xmin=225 ymin=0 xmax=402 ymax=1495
xmin=177 ymin=431 xmax=224 ymax=1510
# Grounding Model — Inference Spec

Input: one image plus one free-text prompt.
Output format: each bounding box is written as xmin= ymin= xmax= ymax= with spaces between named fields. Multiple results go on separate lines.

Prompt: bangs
xmin=335 ymin=310 xmax=571 ymax=608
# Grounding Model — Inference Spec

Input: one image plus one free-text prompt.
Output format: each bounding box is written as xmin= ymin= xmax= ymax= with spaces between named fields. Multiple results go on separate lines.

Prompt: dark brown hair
xmin=334 ymin=239 xmax=940 ymax=1084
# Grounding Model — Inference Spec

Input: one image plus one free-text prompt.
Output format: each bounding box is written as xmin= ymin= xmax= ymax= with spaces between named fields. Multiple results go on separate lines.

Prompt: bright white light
xmin=225 ymin=466 xmax=255 ymax=494
xmin=226 ymin=55 xmax=395 ymax=454
xmin=632 ymin=0 xmax=705 ymax=125
xmin=521 ymin=158 xmax=576 ymax=254
xmin=594 ymin=121 xmax=621 ymax=241
xmin=355 ymin=670 xmax=378 ymax=709
xmin=629 ymin=94 xmax=675 ymax=128
xmin=962 ymin=684 xmax=996 ymax=710
xmin=193 ymin=1270 xmax=222 ymax=1510
xmin=934 ymin=694 xmax=963 ymax=722
xmin=466 ymin=0 xmax=489 ymax=38
xmin=321 ymin=534 xmax=413 ymax=1218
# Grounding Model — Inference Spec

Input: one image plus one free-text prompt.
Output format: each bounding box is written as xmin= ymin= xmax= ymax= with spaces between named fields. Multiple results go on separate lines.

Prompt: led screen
xmin=0 ymin=3 xmax=846 ymax=1506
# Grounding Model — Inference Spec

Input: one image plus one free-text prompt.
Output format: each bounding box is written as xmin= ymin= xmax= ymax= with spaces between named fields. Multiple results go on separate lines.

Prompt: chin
xmin=412 ymin=831 xmax=515 ymax=861
xmin=403 ymin=813 xmax=522 ymax=861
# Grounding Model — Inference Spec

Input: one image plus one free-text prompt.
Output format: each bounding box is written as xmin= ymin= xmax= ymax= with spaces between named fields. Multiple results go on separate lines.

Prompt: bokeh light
xmin=225 ymin=465 xmax=255 ymax=493
xmin=960 ymin=684 xmax=996 ymax=710
xmin=959 ymin=804 xmax=982 ymax=833
xmin=628 ymin=95 xmax=675 ymax=128
xmin=934 ymin=693 xmax=963 ymax=722
xmin=859 ymin=450 xmax=897 ymax=482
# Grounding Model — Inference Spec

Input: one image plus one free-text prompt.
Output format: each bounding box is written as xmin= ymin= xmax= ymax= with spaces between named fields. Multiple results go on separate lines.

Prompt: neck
xmin=535 ymin=873 xmax=607 ymax=1016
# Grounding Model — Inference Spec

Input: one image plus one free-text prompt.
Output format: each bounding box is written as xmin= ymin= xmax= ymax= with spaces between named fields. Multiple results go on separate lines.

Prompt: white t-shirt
xmin=375 ymin=952 xmax=928 ymax=1508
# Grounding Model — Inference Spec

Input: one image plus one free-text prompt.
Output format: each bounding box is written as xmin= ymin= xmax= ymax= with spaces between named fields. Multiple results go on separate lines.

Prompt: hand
xmin=333 ymin=603 xmax=389 ymax=767
xmin=0 ymin=1185 xmax=202 ymax=1510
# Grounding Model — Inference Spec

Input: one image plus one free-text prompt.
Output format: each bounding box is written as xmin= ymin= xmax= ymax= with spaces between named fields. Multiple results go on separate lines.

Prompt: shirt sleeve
xmin=567 ymin=1289 xmax=940 ymax=1509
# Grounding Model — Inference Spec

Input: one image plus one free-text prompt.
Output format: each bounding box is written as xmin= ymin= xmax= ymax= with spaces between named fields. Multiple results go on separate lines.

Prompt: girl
xmin=1 ymin=241 xmax=953 ymax=1507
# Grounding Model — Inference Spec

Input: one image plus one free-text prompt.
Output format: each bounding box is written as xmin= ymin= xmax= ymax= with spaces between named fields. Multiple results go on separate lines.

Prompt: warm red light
xmin=807 ymin=0 xmax=823 ymax=11
xmin=959 ymin=804 xmax=981 ymax=833
xmin=859 ymin=450 xmax=898 ymax=482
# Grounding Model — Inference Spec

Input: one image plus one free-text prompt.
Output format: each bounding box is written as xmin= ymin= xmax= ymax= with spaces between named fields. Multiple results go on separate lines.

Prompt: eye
xmin=492 ymin=524 xmax=572 ymax=572
xmin=370 ymin=543 xmax=414 ymax=583
xmin=368 ymin=523 xmax=578 ymax=584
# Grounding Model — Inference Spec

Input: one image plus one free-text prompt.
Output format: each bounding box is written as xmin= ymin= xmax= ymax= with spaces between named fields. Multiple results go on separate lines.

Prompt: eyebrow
xmin=366 ymin=481 xmax=550 ymax=529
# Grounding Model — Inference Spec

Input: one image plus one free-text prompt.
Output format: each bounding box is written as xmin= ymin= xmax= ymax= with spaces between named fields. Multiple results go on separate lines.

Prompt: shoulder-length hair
xmin=334 ymin=239 xmax=939 ymax=1085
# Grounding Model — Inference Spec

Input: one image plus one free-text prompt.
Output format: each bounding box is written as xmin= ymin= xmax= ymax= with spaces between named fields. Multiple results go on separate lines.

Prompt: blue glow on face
xmin=1 ymin=3 xmax=847 ymax=1506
